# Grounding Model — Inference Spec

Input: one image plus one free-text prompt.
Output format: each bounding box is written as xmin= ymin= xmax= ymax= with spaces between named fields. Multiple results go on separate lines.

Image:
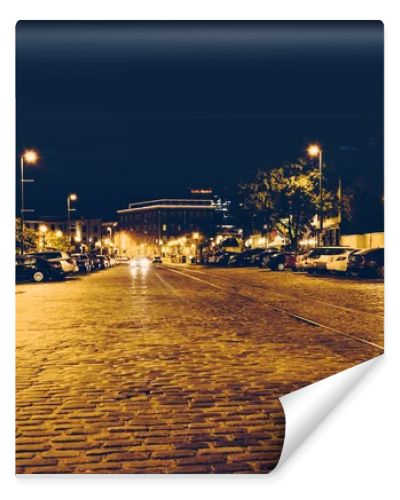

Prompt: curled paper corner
xmin=274 ymin=355 xmax=383 ymax=471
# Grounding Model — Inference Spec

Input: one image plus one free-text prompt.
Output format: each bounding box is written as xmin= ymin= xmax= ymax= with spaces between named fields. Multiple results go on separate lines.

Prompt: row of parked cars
xmin=205 ymin=246 xmax=384 ymax=278
xmin=16 ymin=251 xmax=119 ymax=283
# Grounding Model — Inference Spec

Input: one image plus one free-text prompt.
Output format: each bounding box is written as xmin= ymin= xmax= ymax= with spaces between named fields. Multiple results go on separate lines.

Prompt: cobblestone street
xmin=16 ymin=264 xmax=383 ymax=474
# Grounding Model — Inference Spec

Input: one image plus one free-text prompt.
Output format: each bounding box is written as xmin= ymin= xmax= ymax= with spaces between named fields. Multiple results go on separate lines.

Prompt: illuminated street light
xmin=67 ymin=193 xmax=78 ymax=243
xmin=23 ymin=150 xmax=39 ymax=164
xmin=307 ymin=144 xmax=324 ymax=239
xmin=20 ymin=149 xmax=39 ymax=254
xmin=307 ymin=144 xmax=321 ymax=158
xmin=56 ymin=230 xmax=63 ymax=238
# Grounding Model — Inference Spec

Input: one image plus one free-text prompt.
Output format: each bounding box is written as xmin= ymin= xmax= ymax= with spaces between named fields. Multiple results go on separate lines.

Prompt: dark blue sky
xmin=16 ymin=21 xmax=383 ymax=219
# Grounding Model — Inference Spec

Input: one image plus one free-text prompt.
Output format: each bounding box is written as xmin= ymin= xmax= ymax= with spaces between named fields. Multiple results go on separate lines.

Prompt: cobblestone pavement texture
xmin=16 ymin=264 xmax=383 ymax=474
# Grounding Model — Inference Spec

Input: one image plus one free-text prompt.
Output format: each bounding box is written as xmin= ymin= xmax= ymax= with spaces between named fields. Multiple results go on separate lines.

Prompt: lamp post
xmin=20 ymin=149 xmax=39 ymax=254
xmin=307 ymin=144 xmax=323 ymax=244
xmin=67 ymin=193 xmax=78 ymax=244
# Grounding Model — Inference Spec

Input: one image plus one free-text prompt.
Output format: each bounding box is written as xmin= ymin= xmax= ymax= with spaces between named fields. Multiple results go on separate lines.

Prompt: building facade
xmin=116 ymin=198 xmax=217 ymax=257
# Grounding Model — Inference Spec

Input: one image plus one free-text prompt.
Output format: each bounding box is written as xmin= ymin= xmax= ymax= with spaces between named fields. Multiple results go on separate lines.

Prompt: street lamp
xmin=67 ymin=193 xmax=78 ymax=244
xmin=307 ymin=144 xmax=324 ymax=241
xmin=20 ymin=149 xmax=39 ymax=254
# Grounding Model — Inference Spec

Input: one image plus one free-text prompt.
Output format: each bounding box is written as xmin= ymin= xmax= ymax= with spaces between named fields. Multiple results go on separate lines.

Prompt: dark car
xmin=265 ymin=252 xmax=297 ymax=271
xmin=256 ymin=247 xmax=281 ymax=267
xmin=228 ymin=248 xmax=265 ymax=267
xmin=96 ymin=255 xmax=110 ymax=269
xmin=16 ymin=255 xmax=65 ymax=282
xmin=89 ymin=254 xmax=102 ymax=270
xmin=153 ymin=256 xmax=162 ymax=264
xmin=71 ymin=253 xmax=93 ymax=273
xmin=347 ymin=248 xmax=384 ymax=278
xmin=214 ymin=252 xmax=235 ymax=266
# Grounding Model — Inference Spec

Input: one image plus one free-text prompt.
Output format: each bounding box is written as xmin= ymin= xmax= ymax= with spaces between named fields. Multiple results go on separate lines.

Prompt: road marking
xmin=164 ymin=266 xmax=384 ymax=351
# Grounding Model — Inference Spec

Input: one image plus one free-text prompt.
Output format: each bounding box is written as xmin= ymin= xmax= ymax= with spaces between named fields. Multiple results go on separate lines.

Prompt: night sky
xmin=16 ymin=21 xmax=383 ymax=219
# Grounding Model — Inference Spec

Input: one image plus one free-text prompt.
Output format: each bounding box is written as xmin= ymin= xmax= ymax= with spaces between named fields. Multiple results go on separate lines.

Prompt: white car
xmin=326 ymin=248 xmax=359 ymax=273
xmin=27 ymin=251 xmax=76 ymax=275
xmin=116 ymin=255 xmax=131 ymax=264
xmin=294 ymin=252 xmax=309 ymax=271
xmin=307 ymin=247 xmax=357 ymax=273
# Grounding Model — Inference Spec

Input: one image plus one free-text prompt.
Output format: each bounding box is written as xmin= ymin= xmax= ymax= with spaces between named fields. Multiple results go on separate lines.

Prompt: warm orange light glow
xmin=39 ymin=224 xmax=48 ymax=233
xmin=69 ymin=193 xmax=78 ymax=201
xmin=56 ymin=230 xmax=63 ymax=238
xmin=192 ymin=232 xmax=200 ymax=240
xmin=307 ymin=144 xmax=321 ymax=157
xmin=23 ymin=150 xmax=39 ymax=164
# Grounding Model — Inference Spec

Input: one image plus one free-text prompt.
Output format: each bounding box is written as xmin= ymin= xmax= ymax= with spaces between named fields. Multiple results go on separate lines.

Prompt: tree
xmin=240 ymin=160 xmax=336 ymax=249
xmin=44 ymin=231 xmax=71 ymax=251
xmin=15 ymin=218 xmax=38 ymax=253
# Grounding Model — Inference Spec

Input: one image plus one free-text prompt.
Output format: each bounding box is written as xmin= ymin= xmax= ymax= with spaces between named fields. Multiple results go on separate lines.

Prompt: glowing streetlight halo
xmin=307 ymin=144 xmax=321 ymax=157
xmin=69 ymin=193 xmax=78 ymax=201
xmin=22 ymin=149 xmax=39 ymax=164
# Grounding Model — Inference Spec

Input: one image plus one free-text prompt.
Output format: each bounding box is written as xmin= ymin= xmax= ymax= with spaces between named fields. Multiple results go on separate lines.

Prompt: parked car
xmin=116 ymin=255 xmax=131 ymax=264
xmin=108 ymin=255 xmax=117 ymax=267
xmin=26 ymin=251 xmax=76 ymax=275
xmin=293 ymin=252 xmax=310 ymax=271
xmin=214 ymin=252 xmax=235 ymax=266
xmin=96 ymin=255 xmax=110 ymax=269
xmin=257 ymin=248 xmax=281 ymax=268
xmin=306 ymin=247 xmax=356 ymax=273
xmin=90 ymin=254 xmax=102 ymax=270
xmin=228 ymin=248 xmax=265 ymax=267
xmin=71 ymin=253 xmax=93 ymax=273
xmin=348 ymin=248 xmax=384 ymax=278
xmin=265 ymin=252 xmax=297 ymax=271
xmin=325 ymin=248 xmax=359 ymax=274
xmin=153 ymin=256 xmax=162 ymax=264
xmin=16 ymin=255 xmax=65 ymax=282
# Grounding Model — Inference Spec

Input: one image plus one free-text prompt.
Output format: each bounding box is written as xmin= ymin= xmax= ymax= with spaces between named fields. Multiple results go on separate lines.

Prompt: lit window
xmin=162 ymin=224 xmax=167 ymax=231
